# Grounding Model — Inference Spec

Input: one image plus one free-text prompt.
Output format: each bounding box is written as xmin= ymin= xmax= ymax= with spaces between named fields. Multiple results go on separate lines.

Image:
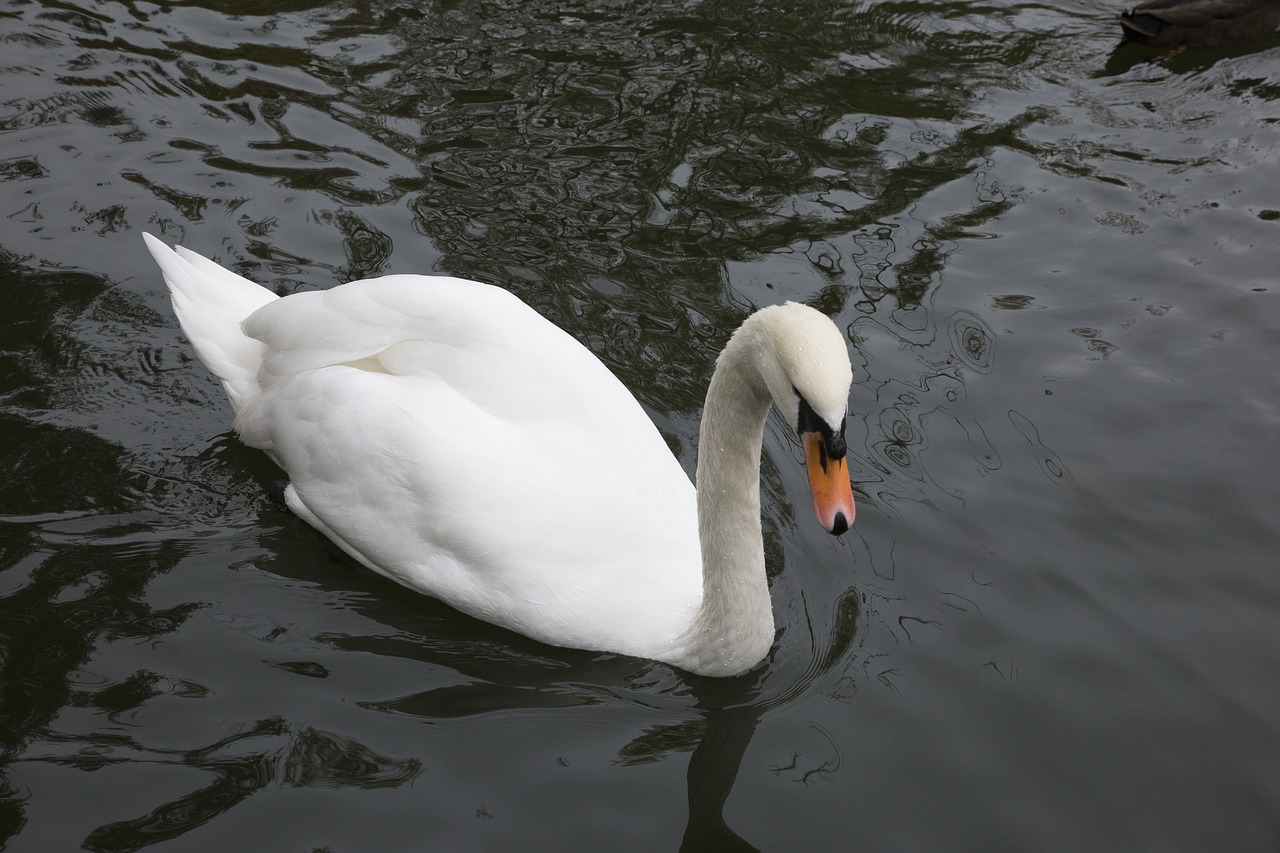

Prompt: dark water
xmin=3 ymin=0 xmax=1280 ymax=849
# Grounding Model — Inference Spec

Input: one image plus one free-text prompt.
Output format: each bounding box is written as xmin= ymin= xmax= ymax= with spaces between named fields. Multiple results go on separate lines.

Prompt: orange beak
xmin=802 ymin=431 xmax=855 ymax=535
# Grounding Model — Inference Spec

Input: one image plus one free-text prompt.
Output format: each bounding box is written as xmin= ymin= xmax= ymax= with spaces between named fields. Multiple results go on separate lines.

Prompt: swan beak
xmin=802 ymin=431 xmax=856 ymax=536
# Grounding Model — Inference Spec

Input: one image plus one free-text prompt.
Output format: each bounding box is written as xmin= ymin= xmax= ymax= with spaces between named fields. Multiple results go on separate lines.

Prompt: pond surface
xmin=2 ymin=0 xmax=1280 ymax=849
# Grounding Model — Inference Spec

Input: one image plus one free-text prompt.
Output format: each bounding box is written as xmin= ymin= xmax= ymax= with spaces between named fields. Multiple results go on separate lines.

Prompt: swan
xmin=143 ymin=233 xmax=856 ymax=677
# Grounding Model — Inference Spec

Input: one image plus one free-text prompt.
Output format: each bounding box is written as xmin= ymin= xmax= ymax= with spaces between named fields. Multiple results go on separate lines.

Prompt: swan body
xmin=1119 ymin=0 xmax=1280 ymax=49
xmin=144 ymin=234 xmax=855 ymax=677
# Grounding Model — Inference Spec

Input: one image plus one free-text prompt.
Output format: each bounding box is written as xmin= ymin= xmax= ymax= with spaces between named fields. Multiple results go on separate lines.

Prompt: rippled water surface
xmin=3 ymin=0 xmax=1280 ymax=849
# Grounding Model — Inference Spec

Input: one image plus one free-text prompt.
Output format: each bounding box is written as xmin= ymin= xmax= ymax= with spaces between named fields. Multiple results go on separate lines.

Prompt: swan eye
xmin=796 ymin=395 xmax=847 ymax=460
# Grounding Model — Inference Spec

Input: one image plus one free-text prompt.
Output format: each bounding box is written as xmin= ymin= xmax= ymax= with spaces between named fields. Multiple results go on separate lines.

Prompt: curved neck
xmin=682 ymin=333 xmax=777 ymax=677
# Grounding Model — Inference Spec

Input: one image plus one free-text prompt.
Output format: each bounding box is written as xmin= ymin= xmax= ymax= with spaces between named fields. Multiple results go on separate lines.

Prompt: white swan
xmin=144 ymin=233 xmax=855 ymax=677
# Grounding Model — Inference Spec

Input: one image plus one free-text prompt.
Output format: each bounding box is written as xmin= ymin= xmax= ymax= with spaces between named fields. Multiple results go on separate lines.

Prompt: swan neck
xmin=685 ymin=334 xmax=775 ymax=676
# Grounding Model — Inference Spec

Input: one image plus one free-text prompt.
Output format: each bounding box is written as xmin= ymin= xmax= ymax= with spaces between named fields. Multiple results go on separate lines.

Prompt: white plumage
xmin=145 ymin=233 xmax=855 ymax=676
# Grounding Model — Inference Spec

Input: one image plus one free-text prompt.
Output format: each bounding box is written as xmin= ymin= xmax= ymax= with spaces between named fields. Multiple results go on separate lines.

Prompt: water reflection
xmin=849 ymin=308 xmax=1003 ymax=517
xmin=0 ymin=238 xmax=267 ymax=842
xmin=1008 ymin=410 xmax=1072 ymax=487
xmin=679 ymin=683 xmax=763 ymax=853
xmin=0 ymin=250 xmax=186 ymax=761
xmin=0 ymin=515 xmax=200 ymax=837
xmin=260 ymin=534 xmax=868 ymax=850
xmin=74 ymin=719 xmax=421 ymax=852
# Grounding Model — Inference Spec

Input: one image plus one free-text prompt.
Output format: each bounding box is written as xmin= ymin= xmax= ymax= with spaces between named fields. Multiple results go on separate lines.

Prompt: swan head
xmin=745 ymin=302 xmax=856 ymax=535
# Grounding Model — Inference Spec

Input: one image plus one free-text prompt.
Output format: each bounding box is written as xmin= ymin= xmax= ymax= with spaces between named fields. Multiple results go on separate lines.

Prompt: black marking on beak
xmin=796 ymin=393 xmax=847 ymax=470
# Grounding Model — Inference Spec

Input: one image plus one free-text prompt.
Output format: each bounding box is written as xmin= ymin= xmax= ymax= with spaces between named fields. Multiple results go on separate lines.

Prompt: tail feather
xmin=143 ymin=233 xmax=278 ymax=413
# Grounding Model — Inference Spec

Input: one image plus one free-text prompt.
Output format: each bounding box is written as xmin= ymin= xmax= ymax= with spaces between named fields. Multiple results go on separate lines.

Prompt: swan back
xmin=232 ymin=272 xmax=705 ymax=660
